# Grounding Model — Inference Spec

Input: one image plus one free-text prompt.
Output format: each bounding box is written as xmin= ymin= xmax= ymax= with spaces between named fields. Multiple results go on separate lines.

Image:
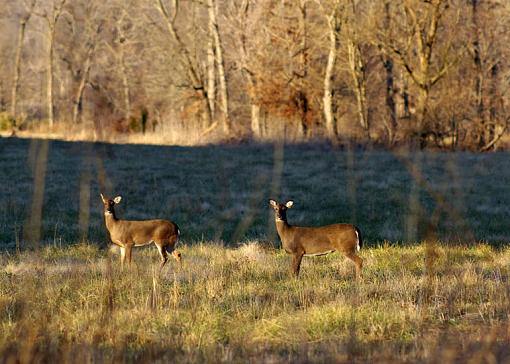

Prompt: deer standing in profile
xmin=100 ymin=193 xmax=181 ymax=269
xmin=269 ymin=199 xmax=363 ymax=278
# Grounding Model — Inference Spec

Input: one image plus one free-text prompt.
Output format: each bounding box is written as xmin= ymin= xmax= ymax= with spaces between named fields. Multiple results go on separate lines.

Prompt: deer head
xmin=100 ymin=193 xmax=122 ymax=217
xmin=269 ymin=199 xmax=294 ymax=222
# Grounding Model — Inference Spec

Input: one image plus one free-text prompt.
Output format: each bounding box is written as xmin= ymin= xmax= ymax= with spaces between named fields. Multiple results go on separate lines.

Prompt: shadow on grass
xmin=0 ymin=136 xmax=509 ymax=250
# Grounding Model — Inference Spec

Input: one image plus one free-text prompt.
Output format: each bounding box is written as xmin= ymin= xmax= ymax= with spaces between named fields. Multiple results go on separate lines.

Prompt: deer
xmin=269 ymin=199 xmax=363 ymax=278
xmin=100 ymin=193 xmax=181 ymax=269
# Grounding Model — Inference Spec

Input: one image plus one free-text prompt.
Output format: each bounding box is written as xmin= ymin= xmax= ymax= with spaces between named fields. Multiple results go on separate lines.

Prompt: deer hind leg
xmin=291 ymin=252 xmax=304 ymax=277
xmin=345 ymin=252 xmax=363 ymax=279
xmin=155 ymin=242 xmax=168 ymax=269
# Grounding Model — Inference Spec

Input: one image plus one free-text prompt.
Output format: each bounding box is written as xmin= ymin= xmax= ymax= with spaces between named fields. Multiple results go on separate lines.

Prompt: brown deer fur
xmin=269 ymin=199 xmax=363 ymax=278
xmin=100 ymin=193 xmax=181 ymax=268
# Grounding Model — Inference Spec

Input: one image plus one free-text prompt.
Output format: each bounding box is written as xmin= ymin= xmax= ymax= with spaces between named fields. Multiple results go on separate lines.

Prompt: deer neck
xmin=275 ymin=217 xmax=291 ymax=236
xmin=104 ymin=210 xmax=119 ymax=231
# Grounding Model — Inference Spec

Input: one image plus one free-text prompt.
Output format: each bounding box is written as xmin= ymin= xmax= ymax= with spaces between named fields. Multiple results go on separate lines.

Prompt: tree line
xmin=0 ymin=0 xmax=509 ymax=149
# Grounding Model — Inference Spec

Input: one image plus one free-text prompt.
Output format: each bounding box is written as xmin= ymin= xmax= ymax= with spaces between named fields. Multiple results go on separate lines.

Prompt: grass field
xmin=0 ymin=137 xmax=509 ymax=362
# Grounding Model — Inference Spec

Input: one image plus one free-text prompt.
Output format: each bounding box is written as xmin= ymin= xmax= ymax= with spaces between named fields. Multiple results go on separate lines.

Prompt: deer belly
xmin=134 ymin=240 xmax=154 ymax=247
xmin=304 ymin=250 xmax=335 ymax=257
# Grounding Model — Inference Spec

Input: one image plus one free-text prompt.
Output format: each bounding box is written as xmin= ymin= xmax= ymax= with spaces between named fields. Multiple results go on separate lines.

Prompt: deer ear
xmin=269 ymin=199 xmax=277 ymax=207
xmin=113 ymin=196 xmax=122 ymax=204
xmin=100 ymin=193 xmax=107 ymax=203
xmin=285 ymin=200 xmax=294 ymax=208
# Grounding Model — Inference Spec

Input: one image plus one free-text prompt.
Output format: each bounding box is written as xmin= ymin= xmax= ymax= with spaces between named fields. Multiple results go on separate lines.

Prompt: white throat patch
xmin=104 ymin=211 xmax=113 ymax=216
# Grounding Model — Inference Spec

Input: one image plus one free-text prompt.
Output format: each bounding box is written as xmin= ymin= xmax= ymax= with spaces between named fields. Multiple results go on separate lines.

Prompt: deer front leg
xmin=172 ymin=250 xmax=182 ymax=268
xmin=346 ymin=253 xmax=363 ymax=280
xmin=125 ymin=245 xmax=133 ymax=265
xmin=291 ymin=252 xmax=304 ymax=277
xmin=155 ymin=243 xmax=168 ymax=269
xmin=120 ymin=247 xmax=126 ymax=268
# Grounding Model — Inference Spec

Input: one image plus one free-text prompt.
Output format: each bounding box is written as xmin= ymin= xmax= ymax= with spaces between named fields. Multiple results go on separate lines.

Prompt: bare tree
xmin=0 ymin=0 xmax=508 ymax=149
xmin=379 ymin=0 xmax=459 ymax=146
xmin=37 ymin=0 xmax=67 ymax=128
xmin=295 ymin=0 xmax=310 ymax=137
xmin=319 ymin=0 xmax=343 ymax=139
xmin=154 ymin=0 xmax=212 ymax=129
xmin=65 ymin=1 xmax=104 ymax=124
xmin=471 ymin=0 xmax=484 ymax=146
xmin=226 ymin=0 xmax=264 ymax=138
xmin=10 ymin=0 xmax=37 ymax=121
xmin=380 ymin=1 xmax=398 ymax=144
xmin=467 ymin=0 xmax=510 ymax=150
xmin=344 ymin=0 xmax=371 ymax=139
xmin=206 ymin=3 xmax=216 ymax=122
xmin=115 ymin=12 xmax=132 ymax=123
xmin=208 ymin=0 xmax=231 ymax=134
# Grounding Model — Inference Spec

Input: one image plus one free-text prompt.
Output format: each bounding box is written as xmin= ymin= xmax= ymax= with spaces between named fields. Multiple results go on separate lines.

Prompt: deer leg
xmin=120 ymin=247 xmax=126 ymax=268
xmin=172 ymin=250 xmax=182 ymax=268
xmin=168 ymin=235 xmax=182 ymax=267
xmin=156 ymin=243 xmax=168 ymax=269
xmin=125 ymin=245 xmax=133 ymax=265
xmin=345 ymin=253 xmax=363 ymax=279
xmin=291 ymin=252 xmax=304 ymax=277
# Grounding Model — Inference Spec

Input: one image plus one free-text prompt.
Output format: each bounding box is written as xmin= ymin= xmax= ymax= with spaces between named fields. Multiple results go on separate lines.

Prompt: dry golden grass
xmin=0 ymin=242 xmax=509 ymax=363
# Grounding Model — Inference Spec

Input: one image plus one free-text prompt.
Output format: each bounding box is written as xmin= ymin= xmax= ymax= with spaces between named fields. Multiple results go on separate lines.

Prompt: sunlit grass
xmin=0 ymin=242 xmax=508 ymax=362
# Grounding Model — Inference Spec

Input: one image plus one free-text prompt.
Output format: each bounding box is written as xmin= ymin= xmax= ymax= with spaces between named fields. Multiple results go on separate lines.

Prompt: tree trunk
xmin=298 ymin=0 xmax=308 ymax=138
xmin=72 ymin=48 xmax=93 ymax=124
xmin=237 ymin=0 xmax=261 ymax=138
xmin=415 ymin=86 xmax=430 ymax=146
xmin=10 ymin=1 xmax=36 ymax=120
xmin=250 ymin=103 xmax=261 ymax=138
xmin=47 ymin=30 xmax=55 ymax=128
xmin=208 ymin=0 xmax=230 ymax=134
xmin=207 ymin=16 xmax=216 ymax=123
xmin=382 ymin=2 xmax=397 ymax=144
xmin=488 ymin=63 xmax=499 ymax=145
xmin=323 ymin=11 xmax=340 ymax=139
xmin=347 ymin=39 xmax=370 ymax=139
xmin=383 ymin=56 xmax=397 ymax=143
xmin=11 ymin=20 xmax=28 ymax=119
xmin=396 ymin=70 xmax=410 ymax=119
xmin=113 ymin=15 xmax=132 ymax=124
xmin=471 ymin=0 xmax=486 ymax=147
xmin=346 ymin=0 xmax=369 ymax=139
xmin=416 ymin=59 xmax=431 ymax=135
xmin=0 ymin=81 xmax=4 ymax=110
xmin=43 ymin=0 xmax=67 ymax=129
xmin=119 ymin=53 xmax=131 ymax=123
